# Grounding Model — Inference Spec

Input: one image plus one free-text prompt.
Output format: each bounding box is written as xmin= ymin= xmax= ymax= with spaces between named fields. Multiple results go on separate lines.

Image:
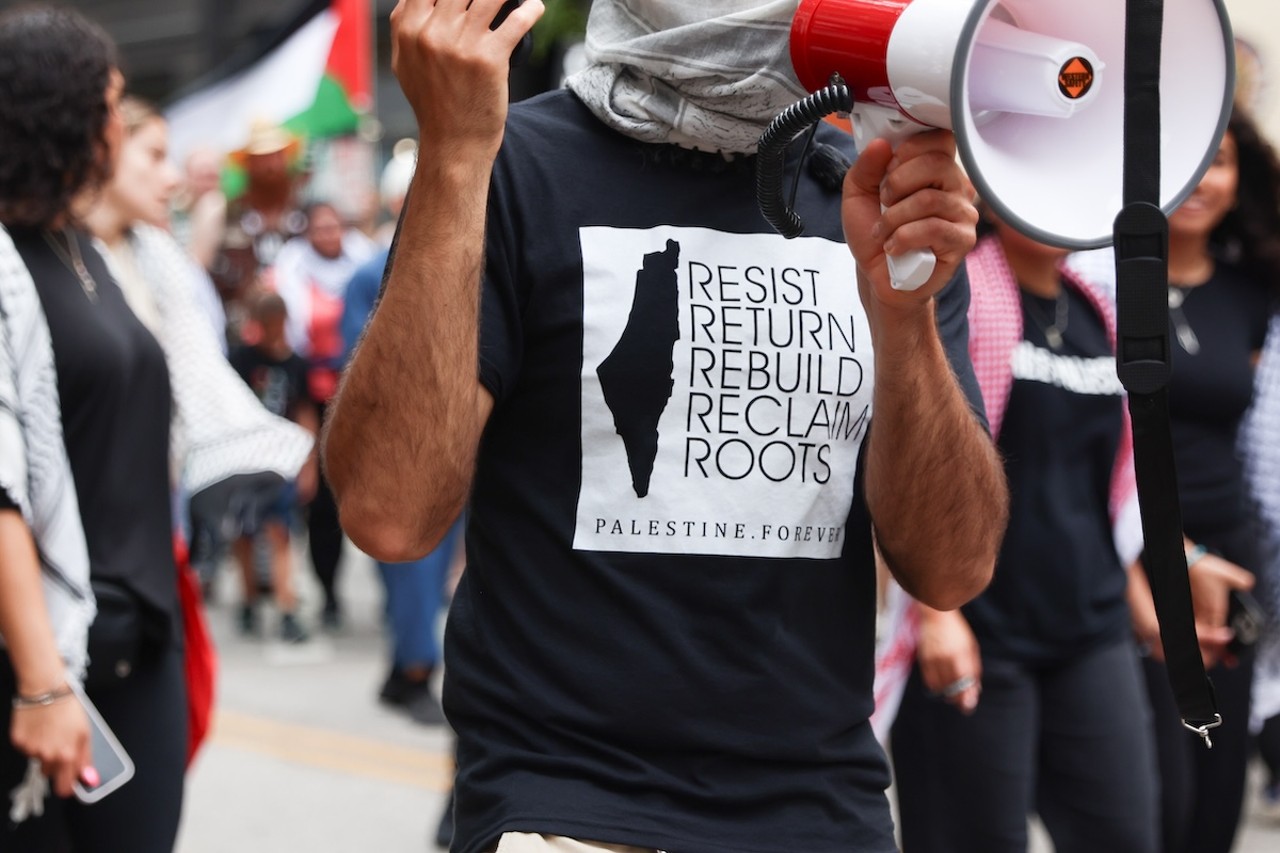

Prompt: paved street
xmin=176 ymin=542 xmax=453 ymax=853
xmin=175 ymin=542 xmax=1280 ymax=853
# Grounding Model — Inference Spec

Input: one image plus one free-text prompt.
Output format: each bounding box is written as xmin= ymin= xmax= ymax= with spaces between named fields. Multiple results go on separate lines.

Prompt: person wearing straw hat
xmin=211 ymin=119 xmax=308 ymax=338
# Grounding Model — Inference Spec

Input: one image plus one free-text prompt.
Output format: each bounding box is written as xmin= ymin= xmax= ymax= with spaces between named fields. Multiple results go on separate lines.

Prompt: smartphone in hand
xmin=68 ymin=681 xmax=135 ymax=804
xmin=1227 ymin=588 xmax=1267 ymax=657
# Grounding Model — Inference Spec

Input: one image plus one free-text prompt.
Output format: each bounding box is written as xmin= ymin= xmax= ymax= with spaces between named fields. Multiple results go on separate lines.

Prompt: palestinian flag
xmin=165 ymin=0 xmax=372 ymax=167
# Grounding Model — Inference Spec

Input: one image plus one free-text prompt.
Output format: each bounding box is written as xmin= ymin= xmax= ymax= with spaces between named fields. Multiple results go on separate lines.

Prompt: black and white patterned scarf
xmin=1 ymin=228 xmax=96 ymax=822
xmin=0 ymin=227 xmax=95 ymax=679
xmin=110 ymin=225 xmax=313 ymax=498
xmin=1242 ymin=314 xmax=1280 ymax=729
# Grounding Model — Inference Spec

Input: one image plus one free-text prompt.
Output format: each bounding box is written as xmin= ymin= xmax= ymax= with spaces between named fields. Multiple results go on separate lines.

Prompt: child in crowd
xmin=229 ymin=290 xmax=317 ymax=642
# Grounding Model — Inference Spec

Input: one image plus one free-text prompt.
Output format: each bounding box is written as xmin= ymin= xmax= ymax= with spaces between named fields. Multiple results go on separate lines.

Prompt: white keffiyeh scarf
xmin=0 ymin=227 xmax=95 ymax=681
xmin=1 ymin=224 xmax=95 ymax=820
xmin=1241 ymin=313 xmax=1280 ymax=727
xmin=564 ymin=0 xmax=807 ymax=154
xmin=104 ymin=225 xmax=313 ymax=497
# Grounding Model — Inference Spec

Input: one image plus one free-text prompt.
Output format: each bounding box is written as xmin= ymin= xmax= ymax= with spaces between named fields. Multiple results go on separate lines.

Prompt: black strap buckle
xmin=1113 ymin=202 xmax=1170 ymax=396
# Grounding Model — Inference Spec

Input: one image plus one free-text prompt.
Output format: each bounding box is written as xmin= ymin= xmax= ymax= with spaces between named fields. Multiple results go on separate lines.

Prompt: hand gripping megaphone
xmin=758 ymin=0 xmax=1235 ymax=291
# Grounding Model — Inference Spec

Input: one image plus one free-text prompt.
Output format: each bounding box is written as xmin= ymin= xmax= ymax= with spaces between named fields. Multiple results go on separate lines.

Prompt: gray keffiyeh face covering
xmin=564 ymin=0 xmax=807 ymax=155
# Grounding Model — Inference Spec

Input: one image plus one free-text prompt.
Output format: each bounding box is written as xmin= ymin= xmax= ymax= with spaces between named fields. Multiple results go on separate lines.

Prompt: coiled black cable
xmin=755 ymin=83 xmax=855 ymax=238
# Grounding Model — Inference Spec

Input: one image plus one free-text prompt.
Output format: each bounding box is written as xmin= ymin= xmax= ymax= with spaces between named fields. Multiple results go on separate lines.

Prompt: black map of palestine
xmin=597 ymin=239 xmax=681 ymax=498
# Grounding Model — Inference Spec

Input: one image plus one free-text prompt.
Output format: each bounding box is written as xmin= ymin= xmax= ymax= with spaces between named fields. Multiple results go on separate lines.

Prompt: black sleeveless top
xmin=11 ymin=227 xmax=178 ymax=640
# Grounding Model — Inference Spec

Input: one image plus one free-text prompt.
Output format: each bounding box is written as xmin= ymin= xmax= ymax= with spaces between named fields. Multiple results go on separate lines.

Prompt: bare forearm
xmin=323 ymin=160 xmax=493 ymax=561
xmin=297 ymin=403 xmax=320 ymax=455
xmin=0 ymin=511 xmax=67 ymax=694
xmin=189 ymin=193 xmax=226 ymax=271
xmin=865 ymin=305 xmax=1006 ymax=610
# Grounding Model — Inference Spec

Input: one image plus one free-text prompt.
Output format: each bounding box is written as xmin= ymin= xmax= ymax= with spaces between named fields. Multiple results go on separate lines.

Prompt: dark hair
xmin=1212 ymin=108 xmax=1280 ymax=294
xmin=304 ymin=200 xmax=340 ymax=223
xmin=0 ymin=5 xmax=119 ymax=228
xmin=251 ymin=290 xmax=288 ymax=322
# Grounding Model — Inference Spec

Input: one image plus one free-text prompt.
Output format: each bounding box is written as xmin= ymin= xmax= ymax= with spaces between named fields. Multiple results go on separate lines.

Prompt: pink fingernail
xmin=82 ymin=766 xmax=100 ymax=787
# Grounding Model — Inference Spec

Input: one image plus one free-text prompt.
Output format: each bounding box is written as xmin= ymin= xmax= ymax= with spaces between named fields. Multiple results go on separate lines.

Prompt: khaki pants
xmin=493 ymin=832 xmax=661 ymax=853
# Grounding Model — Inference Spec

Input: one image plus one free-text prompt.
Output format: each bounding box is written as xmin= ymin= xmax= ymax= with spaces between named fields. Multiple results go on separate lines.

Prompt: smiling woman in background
xmin=1124 ymin=107 xmax=1280 ymax=853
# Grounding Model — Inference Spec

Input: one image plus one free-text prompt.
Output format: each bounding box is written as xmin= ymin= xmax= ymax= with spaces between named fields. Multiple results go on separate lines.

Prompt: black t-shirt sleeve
xmin=934 ymin=264 xmax=990 ymax=432
xmin=0 ymin=485 xmax=17 ymax=512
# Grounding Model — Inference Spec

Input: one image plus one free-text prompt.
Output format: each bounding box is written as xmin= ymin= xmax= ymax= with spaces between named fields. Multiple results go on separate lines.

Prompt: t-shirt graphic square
xmin=576 ymin=226 xmax=875 ymax=559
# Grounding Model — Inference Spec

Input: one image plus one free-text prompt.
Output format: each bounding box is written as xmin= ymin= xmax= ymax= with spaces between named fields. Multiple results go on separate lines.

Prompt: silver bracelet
xmin=12 ymin=685 xmax=72 ymax=710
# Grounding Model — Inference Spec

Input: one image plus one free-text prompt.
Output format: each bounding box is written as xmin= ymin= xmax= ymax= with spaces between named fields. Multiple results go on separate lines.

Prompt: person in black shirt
xmin=324 ymin=3 xmax=1007 ymax=853
xmin=1126 ymin=108 xmax=1280 ymax=853
xmin=228 ymin=290 xmax=316 ymax=642
xmin=0 ymin=6 xmax=186 ymax=851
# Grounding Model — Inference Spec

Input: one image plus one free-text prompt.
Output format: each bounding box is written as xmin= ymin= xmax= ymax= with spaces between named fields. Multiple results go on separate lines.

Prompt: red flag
xmin=327 ymin=0 xmax=372 ymax=114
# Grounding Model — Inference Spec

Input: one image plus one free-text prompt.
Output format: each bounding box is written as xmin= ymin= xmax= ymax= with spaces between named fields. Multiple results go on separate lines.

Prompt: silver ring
xmin=941 ymin=676 xmax=976 ymax=698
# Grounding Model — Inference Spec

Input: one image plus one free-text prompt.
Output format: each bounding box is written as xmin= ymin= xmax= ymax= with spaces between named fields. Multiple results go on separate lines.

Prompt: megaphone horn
xmin=760 ymin=0 xmax=1235 ymax=288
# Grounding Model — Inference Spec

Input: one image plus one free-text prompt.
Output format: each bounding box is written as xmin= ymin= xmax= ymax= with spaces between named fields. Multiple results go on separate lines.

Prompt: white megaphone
xmin=761 ymin=0 xmax=1235 ymax=291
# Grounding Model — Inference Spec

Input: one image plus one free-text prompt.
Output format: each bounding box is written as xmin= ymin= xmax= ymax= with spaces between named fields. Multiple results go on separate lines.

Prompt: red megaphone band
xmin=791 ymin=0 xmax=912 ymax=104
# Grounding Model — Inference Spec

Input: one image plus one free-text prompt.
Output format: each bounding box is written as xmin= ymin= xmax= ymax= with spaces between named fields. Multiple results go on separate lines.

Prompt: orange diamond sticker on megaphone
xmin=1058 ymin=57 xmax=1095 ymax=99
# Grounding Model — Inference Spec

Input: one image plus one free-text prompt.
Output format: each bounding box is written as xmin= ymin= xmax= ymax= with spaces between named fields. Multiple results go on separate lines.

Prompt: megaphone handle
xmin=882 ymin=216 xmax=937 ymax=291
xmin=852 ymin=104 xmax=937 ymax=291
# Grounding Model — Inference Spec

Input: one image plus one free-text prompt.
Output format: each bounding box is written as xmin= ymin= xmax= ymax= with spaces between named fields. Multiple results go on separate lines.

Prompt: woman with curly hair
xmin=0 ymin=6 xmax=187 ymax=850
xmin=1122 ymin=106 xmax=1280 ymax=853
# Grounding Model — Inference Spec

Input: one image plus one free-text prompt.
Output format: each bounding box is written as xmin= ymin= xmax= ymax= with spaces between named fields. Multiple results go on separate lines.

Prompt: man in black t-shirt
xmin=324 ymin=3 xmax=1007 ymax=852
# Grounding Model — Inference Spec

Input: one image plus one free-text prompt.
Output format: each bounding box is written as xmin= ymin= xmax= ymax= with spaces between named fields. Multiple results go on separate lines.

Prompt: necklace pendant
xmin=73 ymin=263 xmax=98 ymax=302
xmin=1045 ymin=327 xmax=1063 ymax=350
xmin=1176 ymin=324 xmax=1200 ymax=355
xmin=42 ymin=227 xmax=100 ymax=303
xmin=1168 ymin=286 xmax=1200 ymax=355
